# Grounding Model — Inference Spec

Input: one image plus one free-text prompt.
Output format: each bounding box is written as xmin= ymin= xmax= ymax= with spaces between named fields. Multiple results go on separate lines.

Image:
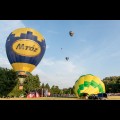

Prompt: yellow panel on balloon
xmin=84 ymin=74 xmax=93 ymax=82
xmin=99 ymin=80 xmax=106 ymax=92
xmin=12 ymin=63 xmax=36 ymax=72
xmin=75 ymin=76 xmax=85 ymax=94
xmin=93 ymin=76 xmax=101 ymax=84
xmin=84 ymin=86 xmax=95 ymax=94
xmin=12 ymin=28 xmax=45 ymax=42
xmin=12 ymin=39 xmax=41 ymax=57
xmin=88 ymin=87 xmax=99 ymax=95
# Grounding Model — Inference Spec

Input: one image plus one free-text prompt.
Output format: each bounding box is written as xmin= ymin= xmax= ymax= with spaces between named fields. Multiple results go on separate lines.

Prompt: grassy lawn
xmin=0 ymin=97 xmax=79 ymax=100
xmin=0 ymin=96 xmax=120 ymax=100
xmin=107 ymin=96 xmax=120 ymax=100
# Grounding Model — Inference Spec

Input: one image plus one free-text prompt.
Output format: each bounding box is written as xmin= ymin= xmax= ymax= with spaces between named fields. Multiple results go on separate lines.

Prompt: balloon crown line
xmin=11 ymin=27 xmax=45 ymax=42
xmin=7 ymin=31 xmax=45 ymax=42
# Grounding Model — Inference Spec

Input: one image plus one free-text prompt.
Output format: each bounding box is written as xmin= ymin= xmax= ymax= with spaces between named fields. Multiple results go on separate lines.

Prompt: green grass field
xmin=0 ymin=97 xmax=79 ymax=100
xmin=107 ymin=96 xmax=120 ymax=100
xmin=0 ymin=96 xmax=120 ymax=100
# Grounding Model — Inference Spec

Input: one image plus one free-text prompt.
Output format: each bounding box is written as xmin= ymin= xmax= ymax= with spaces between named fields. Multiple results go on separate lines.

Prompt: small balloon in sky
xmin=69 ymin=31 xmax=74 ymax=37
xmin=65 ymin=57 xmax=69 ymax=61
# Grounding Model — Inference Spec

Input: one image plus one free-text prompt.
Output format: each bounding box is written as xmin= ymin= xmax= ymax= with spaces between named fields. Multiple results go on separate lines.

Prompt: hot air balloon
xmin=6 ymin=28 xmax=46 ymax=90
xmin=69 ymin=31 xmax=74 ymax=37
xmin=74 ymin=74 xmax=105 ymax=98
xmin=65 ymin=57 xmax=69 ymax=61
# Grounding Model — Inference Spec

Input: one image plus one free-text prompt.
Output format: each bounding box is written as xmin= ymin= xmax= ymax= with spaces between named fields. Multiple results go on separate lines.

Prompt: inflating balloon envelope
xmin=74 ymin=74 xmax=105 ymax=97
xmin=6 ymin=28 xmax=46 ymax=90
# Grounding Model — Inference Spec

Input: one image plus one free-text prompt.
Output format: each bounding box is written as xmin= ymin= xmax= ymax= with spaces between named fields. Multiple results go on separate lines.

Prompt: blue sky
xmin=0 ymin=20 xmax=120 ymax=89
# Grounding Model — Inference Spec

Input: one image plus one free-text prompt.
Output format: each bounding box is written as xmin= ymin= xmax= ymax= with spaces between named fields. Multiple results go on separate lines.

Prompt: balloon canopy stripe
xmin=11 ymin=63 xmax=36 ymax=72
xmin=12 ymin=28 xmax=45 ymax=42
xmin=77 ymin=81 xmax=104 ymax=95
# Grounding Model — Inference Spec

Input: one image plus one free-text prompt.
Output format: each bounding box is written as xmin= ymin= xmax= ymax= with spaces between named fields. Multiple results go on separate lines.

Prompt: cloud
xmin=0 ymin=20 xmax=25 ymax=37
xmin=32 ymin=58 xmax=86 ymax=89
xmin=46 ymin=45 xmax=50 ymax=49
xmin=0 ymin=58 xmax=11 ymax=68
xmin=0 ymin=20 xmax=25 ymax=68
xmin=40 ymin=58 xmax=54 ymax=66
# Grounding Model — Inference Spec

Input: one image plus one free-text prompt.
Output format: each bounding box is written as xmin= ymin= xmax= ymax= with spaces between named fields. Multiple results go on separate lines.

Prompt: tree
xmin=50 ymin=85 xmax=61 ymax=94
xmin=41 ymin=83 xmax=45 ymax=88
xmin=0 ymin=67 xmax=17 ymax=97
xmin=0 ymin=67 xmax=41 ymax=97
xmin=103 ymin=76 xmax=120 ymax=93
xmin=44 ymin=83 xmax=50 ymax=91
xmin=24 ymin=73 xmax=41 ymax=93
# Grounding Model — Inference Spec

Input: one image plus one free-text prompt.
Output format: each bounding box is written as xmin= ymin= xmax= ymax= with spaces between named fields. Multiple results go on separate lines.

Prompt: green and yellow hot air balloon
xmin=74 ymin=74 xmax=105 ymax=97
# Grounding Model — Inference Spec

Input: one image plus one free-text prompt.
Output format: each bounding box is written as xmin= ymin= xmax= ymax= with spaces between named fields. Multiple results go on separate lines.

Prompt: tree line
xmin=0 ymin=67 xmax=74 ymax=97
xmin=102 ymin=76 xmax=120 ymax=93
xmin=0 ymin=67 xmax=120 ymax=97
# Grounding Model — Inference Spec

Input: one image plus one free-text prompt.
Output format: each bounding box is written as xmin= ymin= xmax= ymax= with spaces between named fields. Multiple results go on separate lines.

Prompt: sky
xmin=0 ymin=20 xmax=120 ymax=89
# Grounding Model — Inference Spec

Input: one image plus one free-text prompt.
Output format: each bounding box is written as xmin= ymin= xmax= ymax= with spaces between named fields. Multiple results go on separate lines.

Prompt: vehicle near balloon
xmin=73 ymin=74 xmax=106 ymax=99
xmin=6 ymin=28 xmax=46 ymax=90
xmin=88 ymin=93 xmax=108 ymax=100
xmin=97 ymin=93 xmax=107 ymax=100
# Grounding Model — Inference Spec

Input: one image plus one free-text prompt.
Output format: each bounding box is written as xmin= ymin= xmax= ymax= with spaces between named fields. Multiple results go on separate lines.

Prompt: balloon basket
xmin=17 ymin=71 xmax=28 ymax=77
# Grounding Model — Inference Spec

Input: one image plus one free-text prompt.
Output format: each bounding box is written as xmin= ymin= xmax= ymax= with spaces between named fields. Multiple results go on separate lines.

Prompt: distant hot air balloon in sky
xmin=74 ymin=74 xmax=105 ymax=97
xmin=65 ymin=57 xmax=69 ymax=61
xmin=69 ymin=31 xmax=74 ymax=37
xmin=6 ymin=28 xmax=46 ymax=89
